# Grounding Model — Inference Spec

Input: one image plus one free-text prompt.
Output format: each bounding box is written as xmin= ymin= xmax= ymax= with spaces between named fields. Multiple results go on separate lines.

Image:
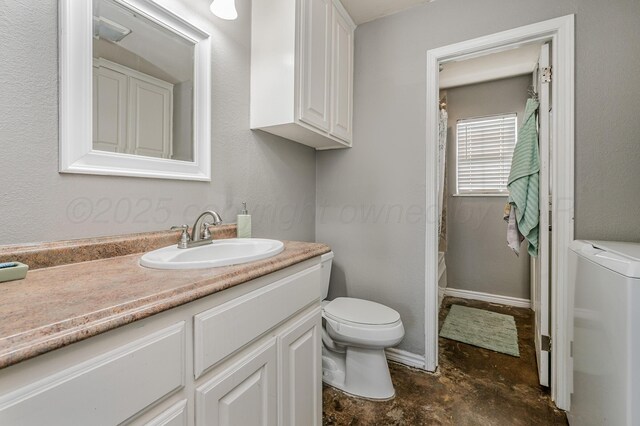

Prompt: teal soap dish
xmin=0 ymin=262 xmax=29 ymax=283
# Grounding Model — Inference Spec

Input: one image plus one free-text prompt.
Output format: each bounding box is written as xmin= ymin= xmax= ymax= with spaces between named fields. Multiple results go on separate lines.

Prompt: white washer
xmin=568 ymin=240 xmax=640 ymax=426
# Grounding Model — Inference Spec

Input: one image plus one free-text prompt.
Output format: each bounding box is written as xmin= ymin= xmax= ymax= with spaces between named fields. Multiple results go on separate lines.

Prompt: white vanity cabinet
xmin=251 ymin=0 xmax=355 ymax=150
xmin=0 ymin=259 xmax=323 ymax=426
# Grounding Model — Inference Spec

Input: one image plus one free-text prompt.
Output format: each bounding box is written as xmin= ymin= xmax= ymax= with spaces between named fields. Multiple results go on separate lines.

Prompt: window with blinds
xmin=456 ymin=114 xmax=518 ymax=195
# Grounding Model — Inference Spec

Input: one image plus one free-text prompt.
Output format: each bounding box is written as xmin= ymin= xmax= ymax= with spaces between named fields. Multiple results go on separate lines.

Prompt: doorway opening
xmin=438 ymin=42 xmax=544 ymax=376
xmin=424 ymin=15 xmax=575 ymax=411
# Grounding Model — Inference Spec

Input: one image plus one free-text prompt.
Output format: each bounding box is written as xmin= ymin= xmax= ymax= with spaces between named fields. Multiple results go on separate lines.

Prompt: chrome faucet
xmin=191 ymin=210 xmax=223 ymax=243
xmin=171 ymin=210 xmax=223 ymax=249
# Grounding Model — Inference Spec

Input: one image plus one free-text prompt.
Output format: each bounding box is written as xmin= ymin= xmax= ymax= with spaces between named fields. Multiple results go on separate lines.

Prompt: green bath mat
xmin=440 ymin=305 xmax=520 ymax=357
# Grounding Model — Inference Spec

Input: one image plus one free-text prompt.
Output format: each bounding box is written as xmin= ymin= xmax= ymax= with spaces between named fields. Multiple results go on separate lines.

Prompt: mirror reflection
xmin=92 ymin=0 xmax=195 ymax=161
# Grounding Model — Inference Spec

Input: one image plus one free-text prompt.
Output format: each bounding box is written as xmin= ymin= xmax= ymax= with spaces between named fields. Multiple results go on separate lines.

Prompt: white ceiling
xmin=338 ymin=1 xmax=542 ymax=87
xmin=341 ymin=0 xmax=432 ymax=25
xmin=439 ymin=43 xmax=542 ymax=89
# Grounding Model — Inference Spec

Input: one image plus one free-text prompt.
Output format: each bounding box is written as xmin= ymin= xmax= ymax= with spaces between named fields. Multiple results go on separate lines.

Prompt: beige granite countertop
xmin=0 ymin=240 xmax=330 ymax=369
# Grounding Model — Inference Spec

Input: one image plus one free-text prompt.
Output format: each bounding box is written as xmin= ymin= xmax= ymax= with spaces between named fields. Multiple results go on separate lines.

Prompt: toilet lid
xmin=323 ymin=297 xmax=401 ymax=325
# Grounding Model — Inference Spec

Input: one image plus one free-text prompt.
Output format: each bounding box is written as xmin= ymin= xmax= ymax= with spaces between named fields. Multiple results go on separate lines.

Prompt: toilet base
xmin=322 ymin=345 xmax=396 ymax=400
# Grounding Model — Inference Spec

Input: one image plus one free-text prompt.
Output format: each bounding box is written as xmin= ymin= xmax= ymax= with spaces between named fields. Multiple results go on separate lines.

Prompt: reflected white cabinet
xmin=93 ymin=58 xmax=173 ymax=159
xmin=93 ymin=65 xmax=128 ymax=154
xmin=251 ymin=0 xmax=355 ymax=150
xmin=128 ymin=76 xmax=173 ymax=158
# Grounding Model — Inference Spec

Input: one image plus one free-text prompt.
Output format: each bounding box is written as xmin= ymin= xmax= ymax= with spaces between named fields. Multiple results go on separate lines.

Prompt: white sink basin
xmin=140 ymin=238 xmax=284 ymax=270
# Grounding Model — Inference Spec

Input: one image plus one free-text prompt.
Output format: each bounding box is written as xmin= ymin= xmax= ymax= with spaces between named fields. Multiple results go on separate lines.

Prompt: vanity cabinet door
xmin=195 ymin=339 xmax=277 ymax=426
xmin=329 ymin=2 xmax=353 ymax=143
xmin=298 ymin=0 xmax=332 ymax=132
xmin=278 ymin=307 xmax=322 ymax=426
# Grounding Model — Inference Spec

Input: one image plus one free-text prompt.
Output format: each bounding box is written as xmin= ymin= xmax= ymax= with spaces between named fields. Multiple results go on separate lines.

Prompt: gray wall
xmin=445 ymin=75 xmax=531 ymax=300
xmin=317 ymin=0 xmax=640 ymax=355
xmin=0 ymin=0 xmax=316 ymax=245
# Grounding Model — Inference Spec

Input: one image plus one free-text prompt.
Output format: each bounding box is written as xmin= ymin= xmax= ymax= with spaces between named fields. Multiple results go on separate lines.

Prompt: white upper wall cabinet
xmin=251 ymin=0 xmax=355 ymax=150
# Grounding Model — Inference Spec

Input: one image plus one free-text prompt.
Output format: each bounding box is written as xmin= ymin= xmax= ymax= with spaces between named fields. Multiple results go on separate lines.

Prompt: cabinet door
xmin=279 ymin=308 xmax=322 ymax=426
xmin=93 ymin=65 xmax=128 ymax=153
xmin=128 ymin=76 xmax=173 ymax=159
xmin=330 ymin=3 xmax=353 ymax=143
xmin=298 ymin=0 xmax=331 ymax=131
xmin=196 ymin=339 xmax=277 ymax=426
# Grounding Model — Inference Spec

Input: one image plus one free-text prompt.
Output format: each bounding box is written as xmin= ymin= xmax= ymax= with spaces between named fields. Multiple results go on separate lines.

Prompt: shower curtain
xmin=437 ymin=108 xmax=448 ymax=239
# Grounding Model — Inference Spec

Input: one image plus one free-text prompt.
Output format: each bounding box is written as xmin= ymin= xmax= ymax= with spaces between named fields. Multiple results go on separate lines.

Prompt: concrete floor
xmin=322 ymin=297 xmax=567 ymax=425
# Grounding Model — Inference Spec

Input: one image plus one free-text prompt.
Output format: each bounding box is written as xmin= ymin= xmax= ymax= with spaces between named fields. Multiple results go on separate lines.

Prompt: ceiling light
xmin=210 ymin=0 xmax=237 ymax=20
xmin=93 ymin=16 xmax=131 ymax=42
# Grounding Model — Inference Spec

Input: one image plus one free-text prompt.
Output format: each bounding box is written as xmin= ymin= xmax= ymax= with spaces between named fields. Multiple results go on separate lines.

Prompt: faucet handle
xmin=201 ymin=222 xmax=212 ymax=240
xmin=170 ymin=225 xmax=191 ymax=249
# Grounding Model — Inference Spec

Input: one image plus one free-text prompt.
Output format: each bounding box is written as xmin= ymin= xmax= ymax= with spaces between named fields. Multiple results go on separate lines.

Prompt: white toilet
xmin=320 ymin=252 xmax=404 ymax=400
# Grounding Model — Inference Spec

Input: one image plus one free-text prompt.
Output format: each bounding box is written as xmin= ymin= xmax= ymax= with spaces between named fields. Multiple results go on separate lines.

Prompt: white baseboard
xmin=444 ymin=287 xmax=531 ymax=309
xmin=385 ymin=348 xmax=426 ymax=370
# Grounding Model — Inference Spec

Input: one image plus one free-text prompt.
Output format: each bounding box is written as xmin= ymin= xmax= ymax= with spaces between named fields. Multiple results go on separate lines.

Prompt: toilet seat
xmin=322 ymin=297 xmax=404 ymax=348
xmin=323 ymin=297 xmax=400 ymax=325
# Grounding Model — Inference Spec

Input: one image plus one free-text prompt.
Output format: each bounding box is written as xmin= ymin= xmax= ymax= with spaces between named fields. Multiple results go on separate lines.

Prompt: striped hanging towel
xmin=507 ymin=98 xmax=540 ymax=257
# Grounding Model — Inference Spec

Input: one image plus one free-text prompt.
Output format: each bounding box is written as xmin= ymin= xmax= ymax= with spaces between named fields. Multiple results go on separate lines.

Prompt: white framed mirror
xmin=59 ymin=0 xmax=211 ymax=181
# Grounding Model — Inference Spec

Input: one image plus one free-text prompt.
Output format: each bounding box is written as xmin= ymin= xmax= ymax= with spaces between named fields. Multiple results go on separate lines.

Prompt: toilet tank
xmin=320 ymin=252 xmax=334 ymax=300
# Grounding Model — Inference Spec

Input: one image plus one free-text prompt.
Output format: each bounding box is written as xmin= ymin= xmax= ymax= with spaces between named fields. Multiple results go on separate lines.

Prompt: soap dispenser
xmin=237 ymin=202 xmax=251 ymax=238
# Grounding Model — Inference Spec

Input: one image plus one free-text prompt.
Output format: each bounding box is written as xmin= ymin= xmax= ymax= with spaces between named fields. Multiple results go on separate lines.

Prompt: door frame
xmin=424 ymin=15 xmax=575 ymax=410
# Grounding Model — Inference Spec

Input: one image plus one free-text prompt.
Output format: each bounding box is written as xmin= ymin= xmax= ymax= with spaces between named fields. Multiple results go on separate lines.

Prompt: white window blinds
xmin=456 ymin=114 xmax=518 ymax=195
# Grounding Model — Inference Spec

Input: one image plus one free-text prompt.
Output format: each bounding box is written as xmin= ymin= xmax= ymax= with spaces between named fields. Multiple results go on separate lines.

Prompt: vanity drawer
xmin=194 ymin=264 xmax=321 ymax=377
xmin=143 ymin=399 xmax=188 ymax=426
xmin=0 ymin=322 xmax=186 ymax=426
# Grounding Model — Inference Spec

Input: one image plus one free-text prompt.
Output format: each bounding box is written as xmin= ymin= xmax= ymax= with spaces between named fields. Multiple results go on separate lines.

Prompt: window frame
xmin=454 ymin=113 xmax=518 ymax=196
